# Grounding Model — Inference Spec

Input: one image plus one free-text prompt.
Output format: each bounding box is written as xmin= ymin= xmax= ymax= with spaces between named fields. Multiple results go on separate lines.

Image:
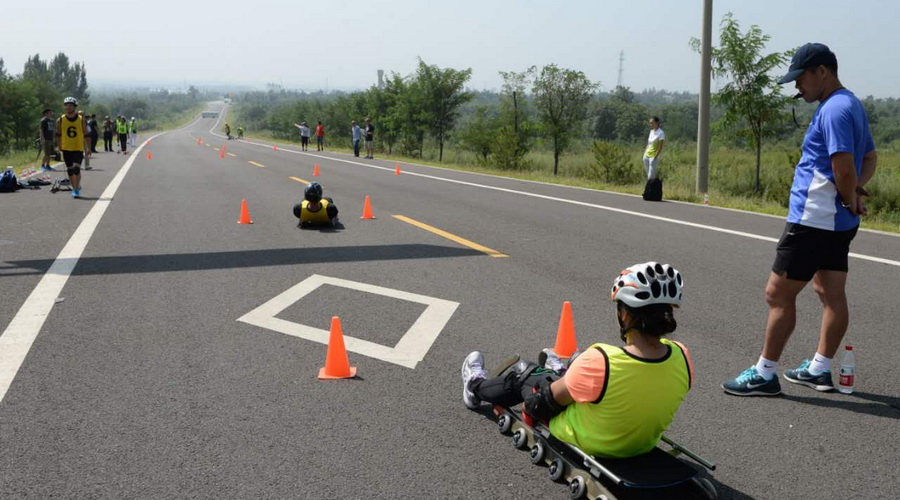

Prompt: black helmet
xmin=304 ymin=182 xmax=323 ymax=202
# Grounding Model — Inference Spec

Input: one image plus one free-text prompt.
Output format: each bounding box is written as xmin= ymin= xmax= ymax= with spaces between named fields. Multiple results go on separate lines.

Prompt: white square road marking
xmin=237 ymin=275 xmax=459 ymax=369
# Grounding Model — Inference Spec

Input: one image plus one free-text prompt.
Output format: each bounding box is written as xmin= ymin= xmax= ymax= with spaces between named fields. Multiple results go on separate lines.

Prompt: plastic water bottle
xmin=838 ymin=345 xmax=855 ymax=394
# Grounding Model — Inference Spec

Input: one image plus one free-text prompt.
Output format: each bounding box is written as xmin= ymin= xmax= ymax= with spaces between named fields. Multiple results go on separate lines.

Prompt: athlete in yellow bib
xmin=461 ymin=262 xmax=693 ymax=458
xmin=55 ymin=96 xmax=90 ymax=198
xmin=292 ymin=182 xmax=340 ymax=228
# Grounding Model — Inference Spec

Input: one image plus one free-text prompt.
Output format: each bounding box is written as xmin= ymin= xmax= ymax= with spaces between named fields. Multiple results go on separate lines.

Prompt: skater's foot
xmin=784 ymin=360 xmax=834 ymax=392
xmin=722 ymin=367 xmax=782 ymax=396
xmin=461 ymin=351 xmax=486 ymax=409
xmin=71 ymin=189 xmax=80 ymax=198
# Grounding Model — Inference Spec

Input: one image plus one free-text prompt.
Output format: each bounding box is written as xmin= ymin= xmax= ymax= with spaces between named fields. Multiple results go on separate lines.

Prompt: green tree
xmin=532 ymin=64 xmax=598 ymax=175
xmin=692 ymin=13 xmax=790 ymax=192
xmin=456 ymin=105 xmax=499 ymax=164
xmin=492 ymin=68 xmax=535 ymax=170
xmin=414 ymin=58 xmax=473 ymax=161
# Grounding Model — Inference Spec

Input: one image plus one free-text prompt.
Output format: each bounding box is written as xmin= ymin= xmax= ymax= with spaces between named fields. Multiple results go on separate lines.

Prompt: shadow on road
xmin=0 ymin=244 xmax=484 ymax=277
xmin=781 ymin=391 xmax=900 ymax=420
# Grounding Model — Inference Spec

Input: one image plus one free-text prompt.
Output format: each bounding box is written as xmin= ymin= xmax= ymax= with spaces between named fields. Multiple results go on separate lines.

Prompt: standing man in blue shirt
xmin=351 ymin=120 xmax=363 ymax=157
xmin=722 ymin=43 xmax=877 ymax=397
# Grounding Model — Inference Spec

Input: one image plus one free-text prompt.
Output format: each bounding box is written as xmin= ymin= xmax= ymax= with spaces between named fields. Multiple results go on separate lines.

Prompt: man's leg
xmin=811 ymin=270 xmax=849 ymax=359
xmin=761 ymin=272 xmax=808 ymax=361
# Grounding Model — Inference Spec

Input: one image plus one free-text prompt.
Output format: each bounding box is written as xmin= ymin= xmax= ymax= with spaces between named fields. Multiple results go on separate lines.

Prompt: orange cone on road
xmin=197 ymin=137 xmax=202 ymax=145
xmin=237 ymin=199 xmax=253 ymax=224
xmin=552 ymin=301 xmax=578 ymax=358
xmin=146 ymin=151 xmax=152 ymax=160
xmin=395 ymin=164 xmax=401 ymax=176
xmin=313 ymin=163 xmax=320 ymax=177
xmin=318 ymin=316 xmax=358 ymax=379
xmin=273 ymin=144 xmax=277 ymax=151
xmin=360 ymin=195 xmax=375 ymax=220
xmin=219 ymin=150 xmax=225 ymax=159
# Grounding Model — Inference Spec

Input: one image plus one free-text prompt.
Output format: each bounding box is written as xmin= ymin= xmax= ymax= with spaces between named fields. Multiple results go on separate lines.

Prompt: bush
xmin=588 ymin=140 xmax=637 ymax=184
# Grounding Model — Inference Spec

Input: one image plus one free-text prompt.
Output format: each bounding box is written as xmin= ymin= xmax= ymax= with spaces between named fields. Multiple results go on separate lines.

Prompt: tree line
xmin=0 ymin=53 xmax=208 ymax=156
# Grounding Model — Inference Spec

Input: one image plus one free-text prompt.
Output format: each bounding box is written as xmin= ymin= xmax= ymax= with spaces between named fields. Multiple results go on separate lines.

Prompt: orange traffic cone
xmin=313 ymin=163 xmax=320 ymax=177
xmin=146 ymin=151 xmax=152 ymax=160
xmin=219 ymin=150 xmax=225 ymax=159
xmin=360 ymin=195 xmax=375 ymax=219
xmin=552 ymin=301 xmax=578 ymax=357
xmin=197 ymin=137 xmax=202 ymax=145
xmin=318 ymin=316 xmax=357 ymax=379
xmin=273 ymin=144 xmax=277 ymax=151
xmin=237 ymin=199 xmax=253 ymax=224
xmin=395 ymin=164 xmax=401 ymax=176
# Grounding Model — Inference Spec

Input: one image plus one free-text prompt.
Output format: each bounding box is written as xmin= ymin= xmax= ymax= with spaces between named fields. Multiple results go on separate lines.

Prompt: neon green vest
xmin=548 ymin=339 xmax=691 ymax=458
xmin=116 ymin=121 xmax=128 ymax=134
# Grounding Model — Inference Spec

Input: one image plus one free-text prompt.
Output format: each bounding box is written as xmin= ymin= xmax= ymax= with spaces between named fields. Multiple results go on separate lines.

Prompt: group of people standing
xmin=293 ymin=121 xmax=327 ymax=152
xmin=290 ymin=119 xmax=373 ymax=157
xmin=102 ymin=116 xmax=138 ymax=154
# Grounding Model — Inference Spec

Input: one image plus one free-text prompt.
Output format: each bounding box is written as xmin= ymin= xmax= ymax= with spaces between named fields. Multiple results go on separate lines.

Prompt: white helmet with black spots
xmin=63 ymin=96 xmax=78 ymax=105
xmin=610 ymin=262 xmax=683 ymax=308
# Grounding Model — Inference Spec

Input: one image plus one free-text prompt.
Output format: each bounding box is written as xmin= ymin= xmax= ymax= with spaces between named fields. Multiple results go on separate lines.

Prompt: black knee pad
xmin=292 ymin=203 xmax=302 ymax=219
xmin=67 ymin=166 xmax=81 ymax=176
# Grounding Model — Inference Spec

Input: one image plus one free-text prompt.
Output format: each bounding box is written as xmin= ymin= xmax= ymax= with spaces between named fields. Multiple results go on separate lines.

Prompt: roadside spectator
xmin=88 ymin=114 xmax=99 ymax=153
xmin=129 ymin=117 xmax=138 ymax=147
xmin=643 ymin=117 xmax=665 ymax=180
xmin=364 ymin=118 xmax=375 ymax=159
xmin=39 ymin=108 xmax=56 ymax=171
xmin=102 ymin=116 xmax=114 ymax=152
xmin=294 ymin=122 xmax=310 ymax=151
xmin=351 ymin=120 xmax=362 ymax=157
xmin=315 ymin=121 xmax=325 ymax=151
xmin=722 ymin=43 xmax=877 ymax=397
xmin=116 ymin=115 xmax=128 ymax=154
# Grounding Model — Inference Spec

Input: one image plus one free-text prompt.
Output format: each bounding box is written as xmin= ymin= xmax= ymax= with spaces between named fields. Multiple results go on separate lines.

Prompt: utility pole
xmin=696 ymin=0 xmax=712 ymax=194
xmin=617 ymin=51 xmax=624 ymax=88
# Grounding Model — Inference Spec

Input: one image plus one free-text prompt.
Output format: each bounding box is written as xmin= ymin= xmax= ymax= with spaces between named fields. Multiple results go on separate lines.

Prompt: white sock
xmin=755 ymin=356 xmax=777 ymax=380
xmin=807 ymin=353 xmax=832 ymax=375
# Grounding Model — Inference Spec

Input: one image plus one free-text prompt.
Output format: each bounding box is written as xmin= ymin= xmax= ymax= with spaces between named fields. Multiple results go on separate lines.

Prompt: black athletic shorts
xmin=301 ymin=136 xmax=309 ymax=145
xmin=62 ymin=150 xmax=84 ymax=168
xmin=772 ymin=222 xmax=858 ymax=281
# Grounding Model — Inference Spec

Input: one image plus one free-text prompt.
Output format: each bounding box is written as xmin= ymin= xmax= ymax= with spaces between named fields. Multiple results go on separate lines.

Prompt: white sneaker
xmin=541 ymin=348 xmax=567 ymax=372
xmin=461 ymin=351 xmax=486 ymax=409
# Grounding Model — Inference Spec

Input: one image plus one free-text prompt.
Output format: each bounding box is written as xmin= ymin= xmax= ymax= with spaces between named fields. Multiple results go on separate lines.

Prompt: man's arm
xmin=655 ymin=140 xmax=665 ymax=158
xmin=831 ymin=152 xmax=859 ymax=214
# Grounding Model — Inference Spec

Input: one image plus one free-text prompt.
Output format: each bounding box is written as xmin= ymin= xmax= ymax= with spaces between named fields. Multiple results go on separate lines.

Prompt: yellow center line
xmin=392 ymin=215 xmax=508 ymax=258
xmin=248 ymin=161 xmax=265 ymax=168
xmin=227 ymin=153 xmax=236 ymax=157
xmin=289 ymin=176 xmax=310 ymax=184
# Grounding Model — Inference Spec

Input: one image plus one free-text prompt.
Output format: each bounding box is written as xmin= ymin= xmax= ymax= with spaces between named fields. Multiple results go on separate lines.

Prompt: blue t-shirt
xmin=788 ymin=89 xmax=874 ymax=231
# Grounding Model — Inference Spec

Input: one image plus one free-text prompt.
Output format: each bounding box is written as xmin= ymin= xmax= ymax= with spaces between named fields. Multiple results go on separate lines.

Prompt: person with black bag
xmin=642 ymin=117 xmax=665 ymax=201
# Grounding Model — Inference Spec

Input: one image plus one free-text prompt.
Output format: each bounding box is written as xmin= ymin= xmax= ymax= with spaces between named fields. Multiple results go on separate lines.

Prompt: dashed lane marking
xmin=393 ymin=215 xmax=508 ymax=258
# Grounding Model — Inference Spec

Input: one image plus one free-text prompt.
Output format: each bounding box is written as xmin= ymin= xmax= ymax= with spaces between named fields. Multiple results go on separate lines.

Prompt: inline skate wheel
xmin=548 ymin=457 xmax=566 ymax=481
xmin=692 ymin=477 xmax=718 ymax=500
xmin=512 ymin=429 xmax=529 ymax=450
xmin=497 ymin=414 xmax=513 ymax=434
xmin=568 ymin=476 xmax=586 ymax=499
xmin=529 ymin=442 xmax=545 ymax=464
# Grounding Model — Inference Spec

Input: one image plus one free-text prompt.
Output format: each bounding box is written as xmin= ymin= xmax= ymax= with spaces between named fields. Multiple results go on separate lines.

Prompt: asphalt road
xmin=2 ymin=104 xmax=898 ymax=499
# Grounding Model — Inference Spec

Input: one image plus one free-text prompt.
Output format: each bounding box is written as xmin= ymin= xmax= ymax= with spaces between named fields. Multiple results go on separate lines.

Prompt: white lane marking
xmin=0 ymin=132 xmax=166 ymax=403
xmin=208 ymin=131 xmax=900 ymax=268
xmin=238 ymin=274 xmax=459 ymax=369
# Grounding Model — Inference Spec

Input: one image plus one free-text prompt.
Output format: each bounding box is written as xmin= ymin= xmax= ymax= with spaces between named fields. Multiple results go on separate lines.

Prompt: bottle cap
xmin=845 ymin=345 xmax=853 ymax=351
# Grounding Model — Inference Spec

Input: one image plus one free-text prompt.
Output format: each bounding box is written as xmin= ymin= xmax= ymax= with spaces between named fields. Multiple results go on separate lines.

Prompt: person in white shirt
xmin=293 ymin=122 xmax=311 ymax=151
xmin=643 ymin=117 xmax=665 ymax=180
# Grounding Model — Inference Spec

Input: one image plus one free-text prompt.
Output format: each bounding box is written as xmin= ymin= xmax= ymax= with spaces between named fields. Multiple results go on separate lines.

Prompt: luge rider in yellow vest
xmin=292 ymin=182 xmax=340 ymax=228
xmin=56 ymin=96 xmax=91 ymax=198
xmin=461 ymin=262 xmax=693 ymax=458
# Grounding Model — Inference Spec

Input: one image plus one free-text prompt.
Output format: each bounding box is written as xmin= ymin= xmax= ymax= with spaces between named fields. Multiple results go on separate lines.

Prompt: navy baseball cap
xmin=778 ymin=43 xmax=838 ymax=84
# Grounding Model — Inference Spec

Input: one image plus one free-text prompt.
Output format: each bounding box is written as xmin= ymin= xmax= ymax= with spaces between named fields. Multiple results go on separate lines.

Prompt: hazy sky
xmin=2 ymin=0 xmax=897 ymax=97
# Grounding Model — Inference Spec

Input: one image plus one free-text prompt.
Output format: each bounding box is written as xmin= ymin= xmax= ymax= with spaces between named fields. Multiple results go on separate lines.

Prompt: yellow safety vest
xmin=58 ymin=114 xmax=85 ymax=152
xmin=117 ymin=121 xmax=128 ymax=134
xmin=299 ymin=199 xmax=334 ymax=224
xmin=549 ymin=339 xmax=691 ymax=458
